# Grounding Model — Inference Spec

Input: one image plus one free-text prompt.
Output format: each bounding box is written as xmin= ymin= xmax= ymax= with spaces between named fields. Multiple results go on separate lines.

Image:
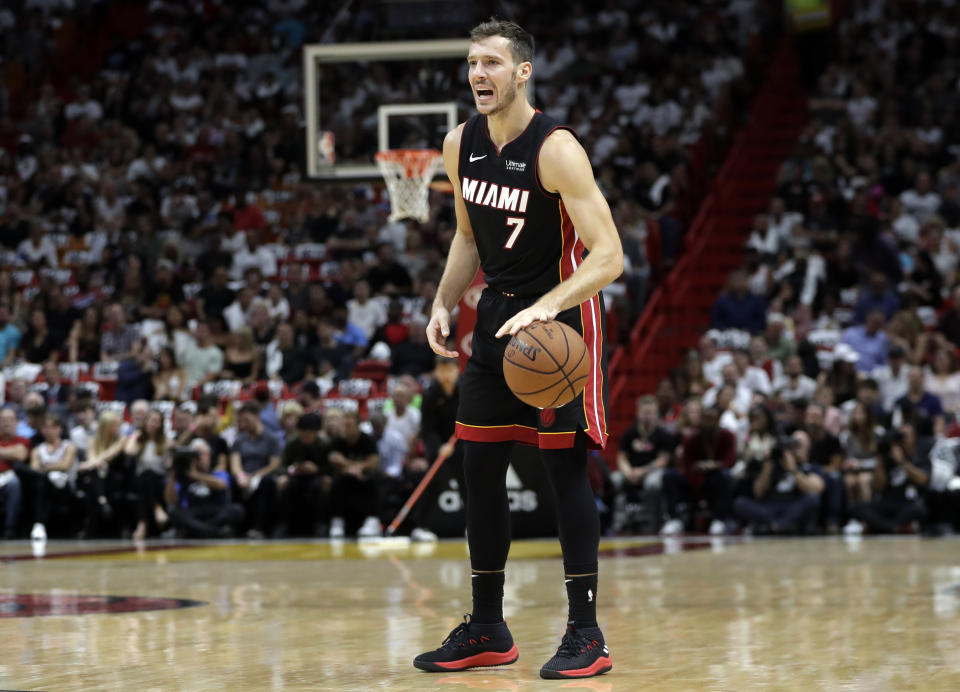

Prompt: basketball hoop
xmin=375 ymin=148 xmax=443 ymax=223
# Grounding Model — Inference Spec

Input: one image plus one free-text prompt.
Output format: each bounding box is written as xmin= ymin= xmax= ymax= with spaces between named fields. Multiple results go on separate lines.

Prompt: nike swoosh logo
xmin=564 ymin=579 xmax=572 ymax=583
xmin=469 ymin=154 xmax=487 ymax=162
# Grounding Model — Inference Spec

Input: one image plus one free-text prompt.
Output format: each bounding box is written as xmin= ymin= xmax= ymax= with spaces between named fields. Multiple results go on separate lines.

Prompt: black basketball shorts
xmin=455 ymin=287 xmax=609 ymax=450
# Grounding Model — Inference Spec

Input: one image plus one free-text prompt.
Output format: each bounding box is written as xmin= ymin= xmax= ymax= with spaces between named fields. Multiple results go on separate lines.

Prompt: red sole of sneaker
xmin=540 ymin=657 xmax=612 ymax=679
xmin=414 ymin=645 xmax=519 ymax=672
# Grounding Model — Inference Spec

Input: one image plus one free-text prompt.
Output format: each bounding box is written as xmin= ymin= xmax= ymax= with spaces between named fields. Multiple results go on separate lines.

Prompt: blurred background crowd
xmin=0 ymin=0 xmax=957 ymax=542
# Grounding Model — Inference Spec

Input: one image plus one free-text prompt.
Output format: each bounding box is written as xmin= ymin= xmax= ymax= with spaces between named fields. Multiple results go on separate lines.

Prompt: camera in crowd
xmin=172 ymin=447 xmax=200 ymax=482
xmin=770 ymin=437 xmax=800 ymax=467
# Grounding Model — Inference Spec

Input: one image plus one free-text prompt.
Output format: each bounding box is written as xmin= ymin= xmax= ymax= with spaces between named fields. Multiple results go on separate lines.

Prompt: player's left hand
xmin=495 ymin=303 xmax=558 ymax=339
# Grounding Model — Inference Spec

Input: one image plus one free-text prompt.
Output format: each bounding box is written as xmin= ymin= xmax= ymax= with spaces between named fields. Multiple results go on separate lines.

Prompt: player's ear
xmin=516 ymin=60 xmax=532 ymax=86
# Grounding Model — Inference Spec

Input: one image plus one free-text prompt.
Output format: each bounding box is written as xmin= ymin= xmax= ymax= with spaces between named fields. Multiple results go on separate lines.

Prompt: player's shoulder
xmin=540 ymin=127 xmax=584 ymax=161
xmin=443 ymin=119 xmax=474 ymax=154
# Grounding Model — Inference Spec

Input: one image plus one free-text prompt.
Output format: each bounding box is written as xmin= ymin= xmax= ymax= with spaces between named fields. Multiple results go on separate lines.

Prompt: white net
xmin=375 ymin=149 xmax=443 ymax=223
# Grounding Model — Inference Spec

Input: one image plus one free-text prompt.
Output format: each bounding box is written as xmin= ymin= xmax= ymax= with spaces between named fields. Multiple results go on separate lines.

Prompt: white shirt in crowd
xmin=17 ymin=237 xmax=59 ymax=268
xmin=900 ymin=188 xmax=941 ymax=223
xmin=385 ymin=405 xmax=421 ymax=448
xmin=871 ymin=363 xmax=910 ymax=412
xmin=347 ymin=297 xmax=388 ymax=339
xmin=702 ymin=352 xmax=734 ymax=387
xmin=774 ymin=373 xmax=817 ymax=402
xmin=231 ymin=246 xmax=278 ymax=279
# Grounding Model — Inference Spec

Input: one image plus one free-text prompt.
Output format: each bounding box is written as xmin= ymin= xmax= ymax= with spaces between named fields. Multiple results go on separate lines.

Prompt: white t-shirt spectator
xmin=386 ymin=405 xmax=421 ymax=448
xmin=231 ymin=246 xmax=278 ymax=280
xmin=846 ymin=95 xmax=876 ymax=128
xmin=871 ymin=363 xmax=909 ymax=412
xmin=900 ymin=188 xmax=941 ymax=223
xmin=17 ymin=237 xmax=58 ymax=268
xmin=703 ymin=352 xmax=734 ymax=387
xmin=64 ymin=99 xmax=103 ymax=121
xmin=774 ymin=373 xmax=817 ymax=402
xmin=347 ymin=297 xmax=387 ymax=339
xmin=223 ymin=300 xmax=251 ymax=332
xmin=177 ymin=341 xmax=223 ymax=389
xmin=892 ymin=212 xmax=920 ymax=244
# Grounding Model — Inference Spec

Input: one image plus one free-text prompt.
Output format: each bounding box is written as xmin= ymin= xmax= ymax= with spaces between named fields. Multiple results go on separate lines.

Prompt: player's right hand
xmin=426 ymin=308 xmax=459 ymax=358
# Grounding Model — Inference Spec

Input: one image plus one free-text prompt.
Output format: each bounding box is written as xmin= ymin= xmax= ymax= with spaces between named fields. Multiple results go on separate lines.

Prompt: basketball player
xmin=415 ymin=19 xmax=622 ymax=680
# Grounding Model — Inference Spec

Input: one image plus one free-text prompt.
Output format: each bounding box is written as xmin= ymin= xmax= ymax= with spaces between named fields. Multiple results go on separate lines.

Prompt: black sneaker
xmin=413 ymin=614 xmax=518 ymax=672
xmin=540 ymin=625 xmax=612 ymax=679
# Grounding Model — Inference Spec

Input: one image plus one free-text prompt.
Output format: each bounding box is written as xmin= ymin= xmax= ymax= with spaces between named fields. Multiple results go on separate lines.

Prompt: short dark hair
xmin=469 ymin=18 xmax=534 ymax=65
xmin=239 ymin=402 xmax=261 ymax=417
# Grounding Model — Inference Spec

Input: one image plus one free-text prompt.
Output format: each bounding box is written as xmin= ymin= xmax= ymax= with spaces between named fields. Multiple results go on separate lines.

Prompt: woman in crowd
xmin=68 ymin=306 xmax=103 ymax=364
xmin=924 ymin=348 xmax=960 ymax=416
xmin=20 ymin=307 xmax=58 ymax=363
xmin=223 ymin=326 xmax=260 ymax=385
xmin=153 ymin=347 xmax=187 ymax=401
xmin=75 ymin=410 xmax=127 ymax=537
xmin=841 ymin=402 xmax=881 ymax=513
xmin=29 ymin=415 xmax=77 ymax=538
xmin=125 ymin=409 xmax=171 ymax=540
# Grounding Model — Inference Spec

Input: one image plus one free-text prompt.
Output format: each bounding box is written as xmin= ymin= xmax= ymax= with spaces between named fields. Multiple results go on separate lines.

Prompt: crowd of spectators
xmin=0 ymin=0 xmax=767 ymax=541
xmin=613 ymin=1 xmax=960 ymax=538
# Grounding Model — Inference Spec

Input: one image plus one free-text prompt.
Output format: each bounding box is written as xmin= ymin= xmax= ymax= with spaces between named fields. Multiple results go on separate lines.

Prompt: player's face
xmin=468 ymin=37 xmax=522 ymax=116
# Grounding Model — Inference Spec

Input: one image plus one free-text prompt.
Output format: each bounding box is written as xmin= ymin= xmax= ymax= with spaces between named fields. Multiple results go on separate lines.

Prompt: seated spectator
xmin=196 ymin=265 xmax=235 ymax=324
xmin=68 ymin=306 xmax=102 ymax=364
xmin=371 ymin=300 xmax=410 ymax=347
xmin=936 ymin=285 xmax=960 ymax=349
xmin=698 ymin=333 xmax=733 ymax=386
xmin=702 ymin=363 xmax=752 ymax=415
xmin=900 ymin=171 xmax=940 ymax=223
xmin=222 ymin=327 xmax=260 ymax=385
xmin=662 ymin=407 xmax=736 ymax=535
xmin=188 ymin=399 xmax=230 ymax=472
xmin=840 ymin=402 xmax=882 ymax=513
xmin=0 ymin=300 xmax=22 ymax=367
xmin=328 ymin=410 xmax=381 ymax=539
xmin=229 ymin=402 xmax=281 ymax=539
xmin=100 ymin=304 xmax=142 ymax=364
xmin=841 ymin=309 xmax=888 ymax=373
xmin=710 ymin=269 xmax=767 ymax=334
xmin=0 ymin=408 xmax=27 ymax=538
xmin=616 ymin=395 xmax=673 ymax=533
xmin=774 ymin=354 xmax=817 ymax=403
xmin=69 ymin=399 xmax=98 ymax=458
xmin=125 ymin=409 xmax=172 ymax=541
xmin=853 ymin=273 xmax=900 ymax=324
xmin=924 ymin=349 xmax=960 ymax=416
xmin=872 ymin=345 xmax=909 ymax=413
xmin=731 ymin=347 xmax=772 ymax=398
xmin=121 ymin=400 xmax=150 ymax=437
xmin=803 ymin=403 xmax=844 ymax=532
xmin=348 ymin=279 xmax=387 ymax=342
xmin=20 ymin=392 xmax=47 ymax=442
xmin=894 ymin=366 xmax=945 ymax=435
xmin=223 ymin=287 xmax=257 ymax=332
xmin=115 ymin=346 xmax=156 ymax=404
xmin=177 ymin=321 xmax=224 ymax=390
xmin=153 ymin=347 xmax=187 ymax=402
xmin=17 ymin=224 xmax=58 ymax=269
xmin=141 ymin=259 xmax=185 ymax=320
xmin=733 ymin=431 xmax=823 ymax=534
xmin=165 ymin=440 xmax=244 ymax=539
xmin=28 ymin=415 xmax=77 ymax=541
xmin=75 ymin=410 xmax=126 ymax=538
xmin=847 ymin=424 xmax=930 ymax=534
xmin=390 ymin=321 xmax=436 ymax=376
xmin=170 ymin=404 xmax=196 ymax=447
xmin=19 ymin=309 xmax=59 ymax=364
xmin=276 ymin=413 xmax=331 ymax=537
xmin=41 ymin=361 xmax=72 ymax=415
xmin=365 ymin=242 xmax=413 ymax=296
xmin=266 ymin=322 xmax=311 ymax=384
xmin=313 ymin=317 xmax=354 ymax=382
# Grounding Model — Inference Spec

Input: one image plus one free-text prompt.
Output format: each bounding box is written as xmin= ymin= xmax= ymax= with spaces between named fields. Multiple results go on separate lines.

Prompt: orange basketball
xmin=502 ymin=320 xmax=591 ymax=409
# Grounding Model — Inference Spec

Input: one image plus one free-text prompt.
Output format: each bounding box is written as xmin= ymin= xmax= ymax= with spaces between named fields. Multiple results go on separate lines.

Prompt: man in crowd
xmin=327 ymin=410 xmax=380 ymax=538
xmin=617 ymin=395 xmax=674 ymax=533
xmin=229 ymin=402 xmax=281 ymax=539
xmin=847 ymin=424 xmax=930 ymax=534
xmin=894 ymin=366 xmax=945 ymax=434
xmin=733 ymin=431 xmax=824 ymax=534
xmin=663 ymin=407 xmax=736 ymax=535
xmin=872 ymin=345 xmax=909 ymax=413
xmin=841 ymin=308 xmax=889 ymax=373
xmin=803 ymin=403 xmax=844 ymax=531
xmin=0 ymin=301 xmax=22 ymax=368
xmin=100 ymin=304 xmax=141 ymax=363
xmin=177 ymin=321 xmax=224 ymax=390
xmin=166 ymin=439 xmax=244 ymax=538
xmin=276 ymin=413 xmax=331 ymax=537
xmin=0 ymin=408 xmax=27 ymax=538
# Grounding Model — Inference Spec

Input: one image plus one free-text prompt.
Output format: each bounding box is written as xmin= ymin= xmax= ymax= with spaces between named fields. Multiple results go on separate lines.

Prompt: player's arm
xmin=427 ymin=124 xmax=480 ymax=358
xmin=495 ymin=130 xmax=623 ymax=337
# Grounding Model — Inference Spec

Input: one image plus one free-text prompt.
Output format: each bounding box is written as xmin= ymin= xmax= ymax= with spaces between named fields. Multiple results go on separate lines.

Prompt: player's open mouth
xmin=475 ymin=86 xmax=494 ymax=102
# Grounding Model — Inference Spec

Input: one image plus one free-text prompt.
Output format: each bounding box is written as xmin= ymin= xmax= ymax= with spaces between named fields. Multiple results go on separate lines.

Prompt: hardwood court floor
xmin=1 ymin=536 xmax=959 ymax=691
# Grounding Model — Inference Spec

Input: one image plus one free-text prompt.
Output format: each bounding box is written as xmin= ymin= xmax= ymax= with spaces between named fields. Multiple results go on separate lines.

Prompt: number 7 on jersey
xmin=504 ymin=217 xmax=525 ymax=249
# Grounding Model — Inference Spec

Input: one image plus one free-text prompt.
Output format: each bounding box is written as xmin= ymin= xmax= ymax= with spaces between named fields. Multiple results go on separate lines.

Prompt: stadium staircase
xmin=604 ymin=37 xmax=809 ymax=463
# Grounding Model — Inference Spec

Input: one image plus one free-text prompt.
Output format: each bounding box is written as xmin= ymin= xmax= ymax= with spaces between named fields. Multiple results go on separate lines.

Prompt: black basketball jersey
xmin=457 ymin=111 xmax=582 ymax=297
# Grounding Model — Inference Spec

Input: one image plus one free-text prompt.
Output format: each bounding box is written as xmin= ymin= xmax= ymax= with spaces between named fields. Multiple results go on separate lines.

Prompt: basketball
xmin=503 ymin=320 xmax=591 ymax=409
